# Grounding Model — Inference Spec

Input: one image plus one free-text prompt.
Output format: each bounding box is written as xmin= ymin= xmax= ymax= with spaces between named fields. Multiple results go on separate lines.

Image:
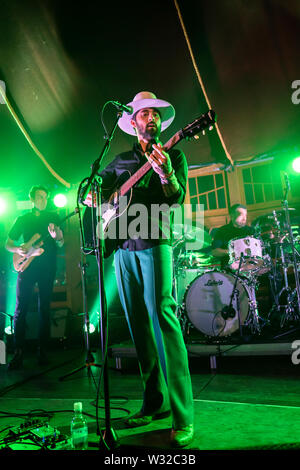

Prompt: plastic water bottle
xmin=70 ymin=402 xmax=88 ymax=450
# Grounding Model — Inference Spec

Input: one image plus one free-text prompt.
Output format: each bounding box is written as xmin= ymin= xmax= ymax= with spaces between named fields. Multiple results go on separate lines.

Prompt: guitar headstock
xmin=182 ymin=110 xmax=216 ymax=140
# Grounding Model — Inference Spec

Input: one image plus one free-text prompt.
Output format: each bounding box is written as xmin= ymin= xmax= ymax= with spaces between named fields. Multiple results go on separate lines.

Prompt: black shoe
xmin=8 ymin=351 xmax=23 ymax=371
xmin=37 ymin=348 xmax=49 ymax=366
xmin=125 ymin=409 xmax=171 ymax=427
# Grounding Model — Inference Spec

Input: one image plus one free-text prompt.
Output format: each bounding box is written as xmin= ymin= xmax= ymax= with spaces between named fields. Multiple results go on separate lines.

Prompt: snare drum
xmin=183 ymin=270 xmax=251 ymax=337
xmin=228 ymin=236 xmax=264 ymax=272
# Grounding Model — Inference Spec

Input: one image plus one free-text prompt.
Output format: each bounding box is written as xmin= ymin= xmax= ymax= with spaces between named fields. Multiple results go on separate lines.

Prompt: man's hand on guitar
xmin=83 ymin=192 xmax=97 ymax=208
xmin=146 ymin=143 xmax=174 ymax=181
xmin=16 ymin=244 xmax=29 ymax=256
xmin=48 ymin=223 xmax=63 ymax=242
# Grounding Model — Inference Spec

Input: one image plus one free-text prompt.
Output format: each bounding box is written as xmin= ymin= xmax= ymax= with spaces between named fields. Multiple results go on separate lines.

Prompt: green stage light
xmin=84 ymin=321 xmax=96 ymax=334
xmin=53 ymin=193 xmax=67 ymax=208
xmin=4 ymin=325 xmax=14 ymax=335
xmin=0 ymin=197 xmax=7 ymax=215
xmin=292 ymin=156 xmax=300 ymax=173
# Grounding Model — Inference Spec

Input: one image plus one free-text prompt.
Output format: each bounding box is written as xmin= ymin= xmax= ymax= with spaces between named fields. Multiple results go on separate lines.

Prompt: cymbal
xmin=267 ymin=208 xmax=296 ymax=219
xmin=274 ymin=208 xmax=296 ymax=211
xmin=173 ymin=224 xmax=211 ymax=247
xmin=252 ymin=209 xmax=297 ymax=227
xmin=176 ymin=252 xmax=217 ymax=267
xmin=178 ymin=251 xmax=210 ymax=260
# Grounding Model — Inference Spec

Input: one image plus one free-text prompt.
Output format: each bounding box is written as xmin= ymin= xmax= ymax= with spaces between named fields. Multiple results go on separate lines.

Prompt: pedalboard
xmin=0 ymin=419 xmax=71 ymax=450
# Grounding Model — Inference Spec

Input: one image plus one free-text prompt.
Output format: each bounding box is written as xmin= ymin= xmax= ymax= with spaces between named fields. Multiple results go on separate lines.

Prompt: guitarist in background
xmin=5 ymin=185 xmax=64 ymax=370
xmin=84 ymin=91 xmax=194 ymax=448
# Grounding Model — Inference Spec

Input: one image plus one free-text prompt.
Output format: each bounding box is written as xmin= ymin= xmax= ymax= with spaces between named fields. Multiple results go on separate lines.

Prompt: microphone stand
xmin=58 ymin=254 xmax=102 ymax=381
xmin=78 ymin=110 xmax=122 ymax=450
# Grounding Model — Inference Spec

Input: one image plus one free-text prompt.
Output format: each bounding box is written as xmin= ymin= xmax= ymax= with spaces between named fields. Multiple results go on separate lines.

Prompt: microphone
xmin=221 ymin=305 xmax=236 ymax=320
xmin=111 ymin=100 xmax=133 ymax=114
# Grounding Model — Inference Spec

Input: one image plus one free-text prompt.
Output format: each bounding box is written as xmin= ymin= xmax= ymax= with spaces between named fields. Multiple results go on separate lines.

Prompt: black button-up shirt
xmin=99 ymin=142 xmax=188 ymax=251
xmin=8 ymin=209 xmax=61 ymax=266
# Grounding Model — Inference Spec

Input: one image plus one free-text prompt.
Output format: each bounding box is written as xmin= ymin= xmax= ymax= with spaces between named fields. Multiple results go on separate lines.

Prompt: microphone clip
xmin=110 ymin=100 xmax=133 ymax=115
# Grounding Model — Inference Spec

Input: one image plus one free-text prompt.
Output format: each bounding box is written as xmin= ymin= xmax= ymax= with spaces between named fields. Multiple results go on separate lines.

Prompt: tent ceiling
xmin=0 ymin=0 xmax=299 ymax=194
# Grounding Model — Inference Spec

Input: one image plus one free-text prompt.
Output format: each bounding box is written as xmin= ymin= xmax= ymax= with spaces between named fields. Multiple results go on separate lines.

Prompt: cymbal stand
xmin=267 ymin=259 xmax=280 ymax=316
xmin=244 ymin=273 xmax=262 ymax=335
xmin=267 ymin=211 xmax=293 ymax=325
xmin=275 ymin=175 xmax=300 ymax=330
xmin=276 ymin=242 xmax=298 ymax=327
xmin=282 ymin=175 xmax=300 ymax=307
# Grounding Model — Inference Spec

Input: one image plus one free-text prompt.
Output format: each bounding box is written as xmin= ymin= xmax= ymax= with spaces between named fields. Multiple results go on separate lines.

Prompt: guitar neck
xmin=119 ymin=130 xmax=183 ymax=197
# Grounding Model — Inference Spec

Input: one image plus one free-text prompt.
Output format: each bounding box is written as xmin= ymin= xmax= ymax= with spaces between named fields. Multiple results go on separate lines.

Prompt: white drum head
xmin=184 ymin=270 xmax=250 ymax=337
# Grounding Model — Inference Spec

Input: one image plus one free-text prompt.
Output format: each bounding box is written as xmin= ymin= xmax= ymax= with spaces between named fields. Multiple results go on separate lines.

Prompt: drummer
xmin=211 ymin=204 xmax=254 ymax=268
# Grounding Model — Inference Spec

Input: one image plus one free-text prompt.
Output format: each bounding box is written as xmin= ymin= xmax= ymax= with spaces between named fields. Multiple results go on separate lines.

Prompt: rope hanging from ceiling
xmin=0 ymin=84 xmax=71 ymax=189
xmin=174 ymin=0 xmax=234 ymax=167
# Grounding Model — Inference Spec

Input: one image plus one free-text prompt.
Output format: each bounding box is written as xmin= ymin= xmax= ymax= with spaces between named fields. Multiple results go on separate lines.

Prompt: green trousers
xmin=114 ymin=244 xmax=194 ymax=428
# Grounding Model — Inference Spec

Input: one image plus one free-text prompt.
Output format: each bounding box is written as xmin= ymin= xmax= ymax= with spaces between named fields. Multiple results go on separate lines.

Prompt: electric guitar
xmin=13 ymin=208 xmax=78 ymax=273
xmin=83 ymin=110 xmax=216 ymax=257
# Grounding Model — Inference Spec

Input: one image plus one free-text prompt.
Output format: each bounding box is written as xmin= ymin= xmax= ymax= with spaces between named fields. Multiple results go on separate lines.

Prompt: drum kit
xmin=174 ymin=206 xmax=300 ymax=343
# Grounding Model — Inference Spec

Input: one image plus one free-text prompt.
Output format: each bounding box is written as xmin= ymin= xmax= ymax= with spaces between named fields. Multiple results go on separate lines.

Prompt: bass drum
xmin=175 ymin=268 xmax=204 ymax=307
xmin=184 ymin=270 xmax=250 ymax=337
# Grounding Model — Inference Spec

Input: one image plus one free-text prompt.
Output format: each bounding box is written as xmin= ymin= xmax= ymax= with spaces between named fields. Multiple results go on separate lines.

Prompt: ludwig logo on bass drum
xmin=204 ymin=280 xmax=223 ymax=286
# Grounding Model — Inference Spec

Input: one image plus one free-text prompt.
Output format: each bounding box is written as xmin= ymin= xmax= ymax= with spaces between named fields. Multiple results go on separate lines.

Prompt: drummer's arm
xmin=211 ymin=247 xmax=228 ymax=258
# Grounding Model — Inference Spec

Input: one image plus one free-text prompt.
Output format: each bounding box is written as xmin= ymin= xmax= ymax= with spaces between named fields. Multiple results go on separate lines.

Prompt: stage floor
xmin=0 ymin=337 xmax=300 ymax=455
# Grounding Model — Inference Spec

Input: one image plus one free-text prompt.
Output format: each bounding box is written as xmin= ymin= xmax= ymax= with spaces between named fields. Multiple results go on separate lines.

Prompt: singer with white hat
xmin=84 ymin=91 xmax=194 ymax=448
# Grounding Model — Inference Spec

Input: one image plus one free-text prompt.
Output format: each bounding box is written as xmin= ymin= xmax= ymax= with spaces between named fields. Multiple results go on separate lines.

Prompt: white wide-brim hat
xmin=118 ymin=91 xmax=175 ymax=136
